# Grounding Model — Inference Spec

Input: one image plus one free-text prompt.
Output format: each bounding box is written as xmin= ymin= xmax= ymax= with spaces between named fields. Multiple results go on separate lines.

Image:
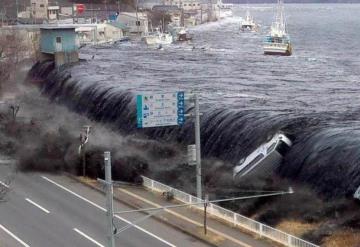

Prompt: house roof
xmin=118 ymin=12 xmax=148 ymax=20
xmin=40 ymin=25 xmax=76 ymax=30
xmin=109 ymin=21 xmax=129 ymax=30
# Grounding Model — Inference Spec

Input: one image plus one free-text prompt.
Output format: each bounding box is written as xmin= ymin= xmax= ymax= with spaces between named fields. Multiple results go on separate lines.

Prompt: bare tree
xmin=0 ymin=29 xmax=29 ymax=95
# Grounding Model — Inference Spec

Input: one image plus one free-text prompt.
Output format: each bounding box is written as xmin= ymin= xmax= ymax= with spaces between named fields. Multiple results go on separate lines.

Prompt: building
xmin=31 ymin=0 xmax=49 ymax=19
xmin=162 ymin=0 xmax=203 ymax=11
xmin=47 ymin=6 xmax=60 ymax=21
xmin=40 ymin=26 xmax=79 ymax=67
xmin=138 ymin=0 xmax=162 ymax=10
xmin=116 ymin=12 xmax=148 ymax=35
xmin=76 ymin=22 xmax=127 ymax=45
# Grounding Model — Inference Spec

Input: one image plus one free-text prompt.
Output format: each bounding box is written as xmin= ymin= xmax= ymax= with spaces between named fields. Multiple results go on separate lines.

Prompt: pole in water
xmin=104 ymin=151 xmax=115 ymax=247
xmin=80 ymin=126 xmax=91 ymax=177
xmin=204 ymin=194 xmax=209 ymax=235
xmin=194 ymin=94 xmax=202 ymax=199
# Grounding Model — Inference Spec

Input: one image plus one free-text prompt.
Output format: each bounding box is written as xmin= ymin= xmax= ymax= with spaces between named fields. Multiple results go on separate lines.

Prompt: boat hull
xmin=263 ymin=44 xmax=292 ymax=56
xmin=240 ymin=25 xmax=258 ymax=32
xmin=143 ymin=35 xmax=173 ymax=46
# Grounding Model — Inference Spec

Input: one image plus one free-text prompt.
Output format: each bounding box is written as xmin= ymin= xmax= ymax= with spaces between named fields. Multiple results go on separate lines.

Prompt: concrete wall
xmin=54 ymin=51 xmax=79 ymax=67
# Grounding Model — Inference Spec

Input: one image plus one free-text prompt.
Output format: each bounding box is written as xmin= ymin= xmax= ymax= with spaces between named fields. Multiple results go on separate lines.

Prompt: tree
xmin=0 ymin=29 xmax=29 ymax=96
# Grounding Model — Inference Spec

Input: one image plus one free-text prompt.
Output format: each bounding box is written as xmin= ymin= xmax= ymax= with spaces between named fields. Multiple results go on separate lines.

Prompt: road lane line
xmin=0 ymin=180 xmax=9 ymax=188
xmin=0 ymin=224 xmax=30 ymax=247
xmin=119 ymin=188 xmax=252 ymax=247
xmin=73 ymin=228 xmax=105 ymax=247
xmin=41 ymin=176 xmax=176 ymax=247
xmin=25 ymin=198 xmax=50 ymax=214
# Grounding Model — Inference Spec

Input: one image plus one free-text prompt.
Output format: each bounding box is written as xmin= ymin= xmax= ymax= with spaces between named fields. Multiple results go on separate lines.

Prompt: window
xmin=56 ymin=37 xmax=61 ymax=43
xmin=40 ymin=4 xmax=44 ymax=7
xmin=267 ymin=142 xmax=276 ymax=154
xmin=240 ymin=154 xmax=264 ymax=175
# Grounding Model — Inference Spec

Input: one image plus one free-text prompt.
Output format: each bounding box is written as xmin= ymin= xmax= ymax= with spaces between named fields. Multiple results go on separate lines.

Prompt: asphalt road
xmin=0 ymin=164 xmax=210 ymax=247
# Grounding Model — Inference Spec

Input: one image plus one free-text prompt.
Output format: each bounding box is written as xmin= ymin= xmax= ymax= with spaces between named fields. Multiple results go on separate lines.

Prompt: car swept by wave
xmin=354 ymin=186 xmax=360 ymax=200
xmin=233 ymin=133 xmax=292 ymax=180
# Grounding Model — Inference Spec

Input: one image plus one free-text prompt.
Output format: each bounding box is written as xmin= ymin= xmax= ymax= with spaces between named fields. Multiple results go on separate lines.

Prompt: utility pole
xmin=186 ymin=93 xmax=202 ymax=199
xmin=79 ymin=126 xmax=91 ymax=177
xmin=194 ymin=94 xmax=202 ymax=199
xmin=104 ymin=151 xmax=115 ymax=247
xmin=136 ymin=0 xmax=140 ymax=34
xmin=15 ymin=0 xmax=18 ymax=24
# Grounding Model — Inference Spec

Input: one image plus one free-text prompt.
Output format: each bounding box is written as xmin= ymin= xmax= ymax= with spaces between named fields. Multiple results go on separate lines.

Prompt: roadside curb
xmin=66 ymin=173 xmax=220 ymax=247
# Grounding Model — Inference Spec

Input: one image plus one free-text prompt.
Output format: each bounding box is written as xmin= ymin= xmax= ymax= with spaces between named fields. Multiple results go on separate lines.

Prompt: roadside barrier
xmin=141 ymin=176 xmax=319 ymax=247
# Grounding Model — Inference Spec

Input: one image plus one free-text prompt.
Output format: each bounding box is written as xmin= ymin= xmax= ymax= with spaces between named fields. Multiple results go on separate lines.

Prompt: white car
xmin=354 ymin=186 xmax=360 ymax=200
xmin=233 ymin=133 xmax=292 ymax=179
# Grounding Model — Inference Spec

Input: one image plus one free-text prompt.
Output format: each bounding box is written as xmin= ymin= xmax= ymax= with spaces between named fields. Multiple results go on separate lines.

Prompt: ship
xmin=263 ymin=0 xmax=292 ymax=56
xmin=240 ymin=9 xmax=259 ymax=32
xmin=143 ymin=27 xmax=173 ymax=46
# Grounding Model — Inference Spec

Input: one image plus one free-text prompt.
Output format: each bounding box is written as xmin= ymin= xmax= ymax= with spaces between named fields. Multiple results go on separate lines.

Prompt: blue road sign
xmin=136 ymin=92 xmax=185 ymax=128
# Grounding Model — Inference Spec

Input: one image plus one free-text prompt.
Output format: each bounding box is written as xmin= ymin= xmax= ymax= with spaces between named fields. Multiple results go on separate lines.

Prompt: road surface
xmin=0 ymin=164 xmax=210 ymax=247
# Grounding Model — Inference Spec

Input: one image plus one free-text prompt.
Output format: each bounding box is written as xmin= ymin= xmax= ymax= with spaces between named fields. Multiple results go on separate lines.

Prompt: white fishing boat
xmin=168 ymin=24 xmax=192 ymax=42
xmin=143 ymin=28 xmax=173 ymax=46
xmin=263 ymin=0 xmax=292 ymax=56
xmin=240 ymin=9 xmax=259 ymax=32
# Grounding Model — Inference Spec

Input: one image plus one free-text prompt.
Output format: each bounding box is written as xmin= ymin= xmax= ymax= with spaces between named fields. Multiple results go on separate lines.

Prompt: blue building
xmin=40 ymin=26 xmax=79 ymax=67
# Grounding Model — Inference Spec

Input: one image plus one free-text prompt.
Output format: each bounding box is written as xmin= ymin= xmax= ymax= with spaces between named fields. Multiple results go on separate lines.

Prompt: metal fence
xmin=141 ymin=176 xmax=319 ymax=247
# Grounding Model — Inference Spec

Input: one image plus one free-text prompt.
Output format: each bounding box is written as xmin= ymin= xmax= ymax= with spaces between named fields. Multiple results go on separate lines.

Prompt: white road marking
xmin=0 ymin=180 xmax=9 ymax=188
xmin=0 ymin=224 xmax=30 ymax=247
xmin=41 ymin=176 xmax=176 ymax=247
xmin=73 ymin=228 xmax=105 ymax=247
xmin=25 ymin=198 xmax=50 ymax=214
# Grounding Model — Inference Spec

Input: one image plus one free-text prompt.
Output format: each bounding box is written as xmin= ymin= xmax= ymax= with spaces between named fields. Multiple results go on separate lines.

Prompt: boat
xmin=177 ymin=27 xmax=192 ymax=41
xmin=233 ymin=133 xmax=292 ymax=180
xmin=168 ymin=24 xmax=192 ymax=42
xmin=240 ymin=9 xmax=259 ymax=32
xmin=143 ymin=28 xmax=173 ymax=46
xmin=263 ymin=0 xmax=292 ymax=56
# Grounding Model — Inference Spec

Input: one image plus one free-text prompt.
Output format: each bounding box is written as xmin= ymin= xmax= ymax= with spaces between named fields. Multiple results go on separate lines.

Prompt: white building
xmin=76 ymin=23 xmax=125 ymax=45
xmin=31 ymin=0 xmax=49 ymax=19
xmin=162 ymin=0 xmax=203 ymax=11
xmin=138 ymin=0 xmax=162 ymax=9
xmin=116 ymin=12 xmax=148 ymax=35
xmin=47 ymin=6 xmax=60 ymax=20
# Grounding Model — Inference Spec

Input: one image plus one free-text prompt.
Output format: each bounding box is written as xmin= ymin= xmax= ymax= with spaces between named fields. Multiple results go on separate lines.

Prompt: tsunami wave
xmin=28 ymin=61 xmax=360 ymax=199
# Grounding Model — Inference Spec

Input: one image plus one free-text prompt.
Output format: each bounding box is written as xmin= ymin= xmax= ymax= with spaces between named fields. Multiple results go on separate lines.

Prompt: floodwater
xmin=33 ymin=4 xmax=360 ymax=197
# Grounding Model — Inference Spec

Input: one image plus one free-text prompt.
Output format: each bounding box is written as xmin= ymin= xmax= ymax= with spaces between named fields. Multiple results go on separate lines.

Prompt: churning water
xmin=30 ymin=4 xmax=360 ymax=198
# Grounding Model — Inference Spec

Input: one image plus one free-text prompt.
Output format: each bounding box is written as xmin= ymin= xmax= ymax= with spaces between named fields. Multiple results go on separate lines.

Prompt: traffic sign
xmin=136 ymin=92 xmax=185 ymax=128
xmin=75 ymin=4 xmax=85 ymax=14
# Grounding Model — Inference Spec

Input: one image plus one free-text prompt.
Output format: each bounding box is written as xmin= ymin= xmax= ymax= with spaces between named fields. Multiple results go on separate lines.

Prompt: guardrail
xmin=141 ymin=176 xmax=319 ymax=247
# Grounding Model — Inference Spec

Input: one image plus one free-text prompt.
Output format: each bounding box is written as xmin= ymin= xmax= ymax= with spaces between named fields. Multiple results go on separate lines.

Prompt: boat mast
xmin=271 ymin=0 xmax=285 ymax=35
xmin=277 ymin=0 xmax=286 ymax=34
